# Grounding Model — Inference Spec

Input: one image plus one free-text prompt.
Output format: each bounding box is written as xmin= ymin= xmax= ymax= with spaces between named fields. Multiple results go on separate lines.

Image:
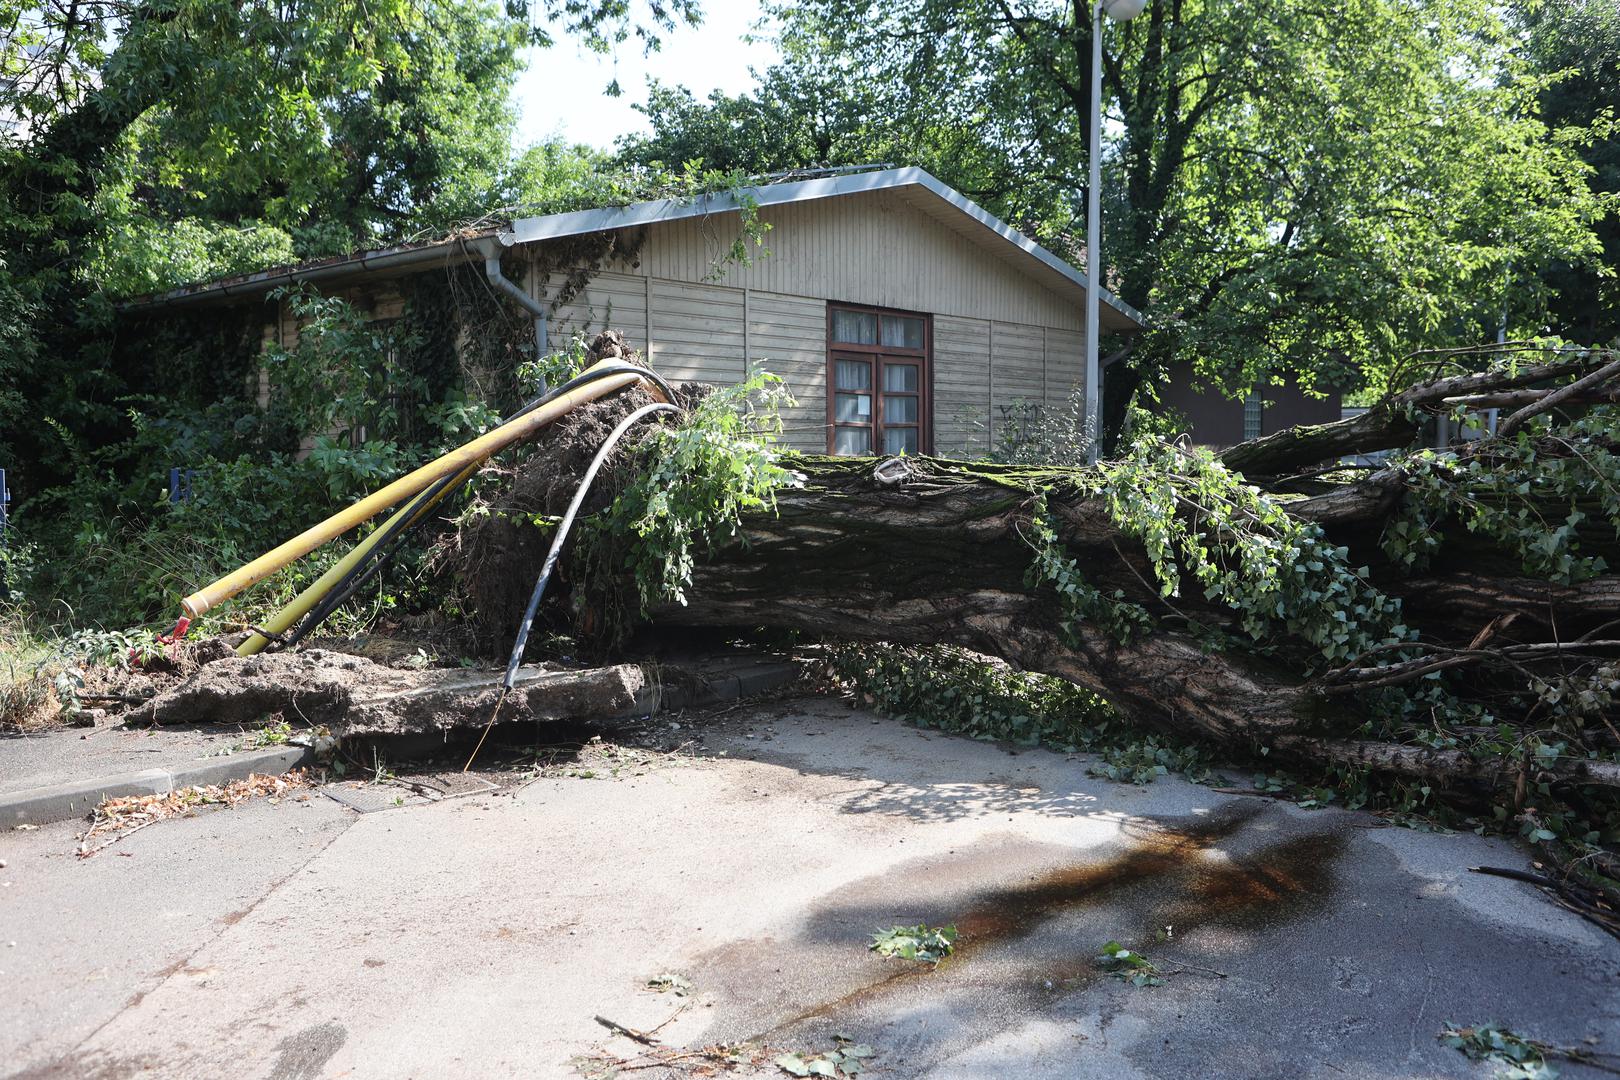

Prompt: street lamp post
xmin=1085 ymin=0 xmax=1146 ymax=463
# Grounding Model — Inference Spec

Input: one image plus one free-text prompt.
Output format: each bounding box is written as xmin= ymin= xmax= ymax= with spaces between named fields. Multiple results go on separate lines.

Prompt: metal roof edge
xmin=901 ymin=170 xmax=1148 ymax=329
xmin=117 ymin=234 xmax=489 ymax=311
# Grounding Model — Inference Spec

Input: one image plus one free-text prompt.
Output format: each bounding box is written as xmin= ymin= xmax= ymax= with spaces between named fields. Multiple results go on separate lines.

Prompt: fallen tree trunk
xmin=660 ymin=457 xmax=1337 ymax=742
xmin=657 ymin=453 xmax=1618 ymax=750
xmin=656 ymin=352 xmax=1619 ymax=795
xmin=451 ymin=344 xmax=1619 ymax=798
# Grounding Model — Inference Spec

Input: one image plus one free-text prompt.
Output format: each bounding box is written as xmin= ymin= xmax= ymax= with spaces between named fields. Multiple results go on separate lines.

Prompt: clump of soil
xmin=1 ymin=634 xmax=237 ymax=733
xmin=123 ymin=648 xmax=420 ymax=728
xmin=451 ymin=330 xmax=705 ymax=656
xmin=77 ymin=635 xmax=235 ymax=702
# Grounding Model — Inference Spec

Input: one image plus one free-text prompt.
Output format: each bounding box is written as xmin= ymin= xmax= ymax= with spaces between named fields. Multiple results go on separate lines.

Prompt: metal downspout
xmin=479 ymin=238 xmax=550 ymax=392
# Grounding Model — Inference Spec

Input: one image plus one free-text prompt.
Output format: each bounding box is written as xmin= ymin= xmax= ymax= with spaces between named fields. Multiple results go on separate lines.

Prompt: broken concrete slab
xmin=1 ymin=653 xmax=799 ymax=826
xmin=346 ymin=659 xmax=652 ymax=734
xmin=123 ymin=649 xmax=801 ymax=737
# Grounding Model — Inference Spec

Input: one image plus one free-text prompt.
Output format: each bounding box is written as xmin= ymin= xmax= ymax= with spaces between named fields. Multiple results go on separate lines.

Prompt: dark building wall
xmin=1153 ymin=362 xmax=1246 ymax=446
xmin=1262 ymin=377 xmax=1341 ymax=435
xmin=1125 ymin=361 xmax=1343 ymax=448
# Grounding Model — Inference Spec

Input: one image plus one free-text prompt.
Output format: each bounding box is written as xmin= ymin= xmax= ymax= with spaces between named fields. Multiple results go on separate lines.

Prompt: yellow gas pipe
xmin=234 ymin=458 xmax=480 ymax=657
xmin=181 ymin=363 xmax=645 ymax=623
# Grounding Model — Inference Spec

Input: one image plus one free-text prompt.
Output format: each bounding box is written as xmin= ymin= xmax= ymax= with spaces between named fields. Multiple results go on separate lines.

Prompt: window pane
xmin=883 ymin=364 xmax=919 ymax=392
xmin=834 ymin=426 xmax=873 ymax=455
xmin=835 ymin=393 xmax=872 ymax=422
xmin=881 ymin=316 xmax=924 ymax=349
xmin=883 ymin=427 xmax=919 ymax=454
xmin=884 ymin=395 xmax=918 ymax=423
xmin=835 ymin=359 xmax=871 ymax=390
xmin=831 ymin=310 xmax=878 ymax=345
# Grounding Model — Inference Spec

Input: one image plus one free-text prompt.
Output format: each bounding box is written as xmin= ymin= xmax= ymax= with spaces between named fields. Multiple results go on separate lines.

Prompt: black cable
xmin=284 ymin=362 xmax=675 ymax=648
xmin=276 ymin=362 xmax=678 ymax=650
xmin=502 ymin=402 xmax=682 ymax=689
xmin=464 ymin=396 xmax=684 ymax=773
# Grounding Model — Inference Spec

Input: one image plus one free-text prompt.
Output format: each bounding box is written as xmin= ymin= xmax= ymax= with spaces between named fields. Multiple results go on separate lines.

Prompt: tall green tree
xmin=0 ymin=0 xmax=699 ymax=488
xmin=618 ymin=33 xmax=1082 ymax=235
xmin=686 ymin=0 xmax=1607 ymax=445
xmin=1521 ymin=0 xmax=1620 ymax=346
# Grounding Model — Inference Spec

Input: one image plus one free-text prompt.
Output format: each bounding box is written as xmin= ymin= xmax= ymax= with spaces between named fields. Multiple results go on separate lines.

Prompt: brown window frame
xmin=825 ymin=302 xmax=933 ymax=456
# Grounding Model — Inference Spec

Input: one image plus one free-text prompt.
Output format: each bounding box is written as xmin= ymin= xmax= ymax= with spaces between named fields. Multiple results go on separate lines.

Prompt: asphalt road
xmin=4 ymin=696 xmax=1616 ymax=1078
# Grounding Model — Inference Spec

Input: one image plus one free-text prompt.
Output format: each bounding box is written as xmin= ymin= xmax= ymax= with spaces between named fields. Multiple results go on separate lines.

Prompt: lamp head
xmin=1101 ymin=0 xmax=1147 ymax=20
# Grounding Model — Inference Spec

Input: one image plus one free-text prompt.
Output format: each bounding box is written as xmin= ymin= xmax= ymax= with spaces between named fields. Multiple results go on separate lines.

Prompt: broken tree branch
xmin=1220 ymin=351 xmax=1617 ymax=475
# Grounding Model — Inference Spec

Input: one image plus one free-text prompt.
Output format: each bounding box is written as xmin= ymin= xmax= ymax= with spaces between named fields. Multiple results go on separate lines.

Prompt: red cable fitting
xmin=133 ymin=615 xmax=192 ymax=667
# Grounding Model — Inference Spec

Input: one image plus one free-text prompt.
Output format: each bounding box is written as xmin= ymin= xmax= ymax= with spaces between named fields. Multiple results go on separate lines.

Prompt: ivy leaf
xmin=776 ymin=1054 xmax=812 ymax=1077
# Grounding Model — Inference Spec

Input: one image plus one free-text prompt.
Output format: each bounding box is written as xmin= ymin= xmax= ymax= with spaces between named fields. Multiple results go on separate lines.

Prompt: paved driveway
xmin=4 ymin=696 xmax=1615 ymax=1078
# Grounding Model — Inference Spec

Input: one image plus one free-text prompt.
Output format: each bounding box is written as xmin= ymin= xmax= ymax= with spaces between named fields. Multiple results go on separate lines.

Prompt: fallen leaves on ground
xmin=1094 ymin=940 xmax=1165 ymax=987
xmin=76 ymin=770 xmax=311 ymax=857
xmin=775 ymin=1036 xmax=877 ymax=1077
xmin=572 ymin=1037 xmax=881 ymax=1079
xmin=869 ymin=923 xmax=957 ymax=964
xmin=646 ymin=972 xmax=694 ymax=997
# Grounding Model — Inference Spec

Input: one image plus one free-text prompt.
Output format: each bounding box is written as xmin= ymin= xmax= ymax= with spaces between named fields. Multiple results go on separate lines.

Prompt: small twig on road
xmin=594 ymin=1015 xmax=659 ymax=1045
xmin=645 ymin=1002 xmax=689 ymax=1037
xmin=1209 ymin=787 xmax=1297 ymax=802
xmin=1470 ymin=866 xmax=1620 ymax=941
xmin=76 ymin=818 xmax=156 ymax=857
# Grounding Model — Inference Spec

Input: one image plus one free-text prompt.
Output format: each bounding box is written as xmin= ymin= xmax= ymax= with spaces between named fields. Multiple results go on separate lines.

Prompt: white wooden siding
xmin=648 ymin=278 xmax=746 ymax=385
xmin=991 ymin=320 xmax=1046 ymax=426
xmin=1044 ymin=328 xmax=1083 ymax=418
xmin=747 ymin=290 xmax=827 ymax=454
xmin=530 ymin=269 xmax=649 ymax=350
xmin=636 ymin=189 xmax=1082 ymax=331
xmin=934 ymin=315 xmax=992 ymax=458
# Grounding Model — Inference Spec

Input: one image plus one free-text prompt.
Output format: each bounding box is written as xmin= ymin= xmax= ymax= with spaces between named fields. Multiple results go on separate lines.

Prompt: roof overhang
xmin=122 ymin=167 xmax=1146 ymax=331
xmin=118 ymin=232 xmax=499 ymax=312
xmin=503 ymin=167 xmax=1145 ymax=331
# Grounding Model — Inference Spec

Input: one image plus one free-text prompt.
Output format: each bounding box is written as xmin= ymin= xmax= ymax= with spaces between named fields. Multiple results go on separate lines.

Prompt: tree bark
xmin=1219 ymin=351 xmax=1617 ymax=476
xmin=648 ymin=445 xmax=1616 ymax=753
xmin=1268 ymin=736 xmax=1620 ymax=791
xmin=647 ymin=460 xmax=1316 ymax=738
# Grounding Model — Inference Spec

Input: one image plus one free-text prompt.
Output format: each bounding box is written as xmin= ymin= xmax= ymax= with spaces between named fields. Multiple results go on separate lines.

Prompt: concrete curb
xmin=1 ymin=745 xmax=314 ymax=828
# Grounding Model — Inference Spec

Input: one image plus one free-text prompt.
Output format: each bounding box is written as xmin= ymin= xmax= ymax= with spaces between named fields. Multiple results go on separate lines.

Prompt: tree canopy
xmin=1521 ymin=0 xmax=1620 ymax=348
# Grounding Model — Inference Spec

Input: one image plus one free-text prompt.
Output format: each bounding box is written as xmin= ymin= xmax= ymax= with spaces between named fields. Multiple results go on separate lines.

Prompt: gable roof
xmin=122 ymin=167 xmax=1146 ymax=330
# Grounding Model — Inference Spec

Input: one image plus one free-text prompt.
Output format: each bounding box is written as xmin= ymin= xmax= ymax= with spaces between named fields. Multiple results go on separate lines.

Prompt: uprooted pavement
xmin=81 ymin=642 xmax=792 ymax=739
